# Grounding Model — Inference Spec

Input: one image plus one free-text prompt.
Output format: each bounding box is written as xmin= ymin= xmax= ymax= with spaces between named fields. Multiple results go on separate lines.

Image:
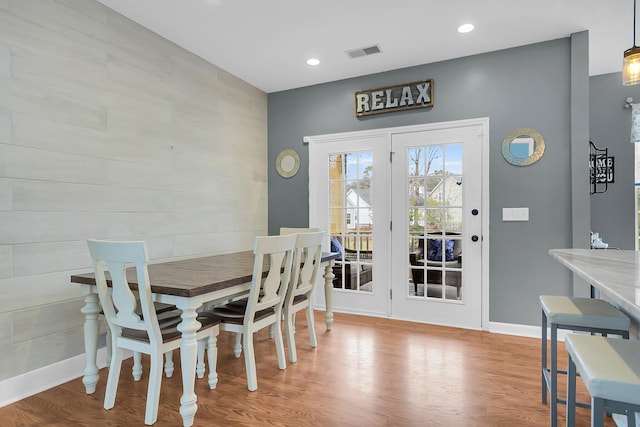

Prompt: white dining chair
xmin=105 ymin=302 xmax=178 ymax=380
xmin=87 ymin=239 xmax=220 ymax=425
xmin=197 ymin=234 xmax=296 ymax=391
xmin=283 ymin=230 xmax=325 ymax=363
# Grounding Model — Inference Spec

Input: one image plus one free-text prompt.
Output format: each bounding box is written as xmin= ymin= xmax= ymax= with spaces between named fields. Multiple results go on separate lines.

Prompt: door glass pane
xmin=329 ymin=182 xmax=343 ymax=207
xmin=407 ymin=143 xmax=463 ymax=300
xmin=330 ymin=151 xmax=374 ymax=293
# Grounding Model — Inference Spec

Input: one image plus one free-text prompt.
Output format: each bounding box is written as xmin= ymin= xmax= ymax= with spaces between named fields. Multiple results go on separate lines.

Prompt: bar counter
xmin=549 ymin=249 xmax=640 ymax=320
xmin=549 ymin=249 xmax=640 ymax=427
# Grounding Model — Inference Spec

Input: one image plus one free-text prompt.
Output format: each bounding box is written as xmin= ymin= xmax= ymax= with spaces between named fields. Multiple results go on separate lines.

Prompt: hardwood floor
xmin=0 ymin=312 xmax=614 ymax=426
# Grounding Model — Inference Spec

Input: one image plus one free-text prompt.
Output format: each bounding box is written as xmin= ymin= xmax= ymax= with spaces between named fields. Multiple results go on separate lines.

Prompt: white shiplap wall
xmin=0 ymin=0 xmax=268 ymax=382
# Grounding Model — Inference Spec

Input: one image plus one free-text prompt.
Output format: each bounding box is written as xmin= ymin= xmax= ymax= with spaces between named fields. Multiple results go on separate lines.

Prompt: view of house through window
xmin=408 ymin=144 xmax=463 ymax=300
xmin=329 ymin=151 xmax=374 ymax=292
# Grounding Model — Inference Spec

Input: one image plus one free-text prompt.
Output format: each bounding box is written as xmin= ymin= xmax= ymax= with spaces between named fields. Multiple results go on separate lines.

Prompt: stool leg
xmin=551 ymin=323 xmax=558 ymax=427
xmin=592 ymin=397 xmax=605 ymax=427
xmin=566 ymin=355 xmax=576 ymax=427
xmin=542 ymin=309 xmax=548 ymax=404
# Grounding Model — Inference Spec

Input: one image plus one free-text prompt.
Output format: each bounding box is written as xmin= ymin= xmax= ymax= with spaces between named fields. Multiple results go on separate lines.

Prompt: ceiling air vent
xmin=346 ymin=45 xmax=382 ymax=59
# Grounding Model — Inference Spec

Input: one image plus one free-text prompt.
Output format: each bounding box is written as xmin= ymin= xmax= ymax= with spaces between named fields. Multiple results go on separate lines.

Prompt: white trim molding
xmin=0 ymin=347 xmax=113 ymax=408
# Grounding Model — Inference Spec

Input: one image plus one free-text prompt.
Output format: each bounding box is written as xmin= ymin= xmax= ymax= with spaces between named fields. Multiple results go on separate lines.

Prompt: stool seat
xmin=565 ymin=334 xmax=640 ymax=427
xmin=540 ymin=295 xmax=630 ymax=427
xmin=540 ymin=295 xmax=631 ymax=331
xmin=566 ymin=335 xmax=640 ymax=405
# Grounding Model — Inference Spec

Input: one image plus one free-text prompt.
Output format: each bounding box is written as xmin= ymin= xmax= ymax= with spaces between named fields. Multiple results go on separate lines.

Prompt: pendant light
xmin=623 ymin=0 xmax=640 ymax=85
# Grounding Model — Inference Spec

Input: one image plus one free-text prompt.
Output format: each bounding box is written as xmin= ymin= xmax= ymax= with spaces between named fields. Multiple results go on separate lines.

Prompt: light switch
xmin=503 ymin=207 xmax=529 ymax=221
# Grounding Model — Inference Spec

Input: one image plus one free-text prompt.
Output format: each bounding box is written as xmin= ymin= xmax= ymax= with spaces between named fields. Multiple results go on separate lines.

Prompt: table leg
xmin=81 ymin=292 xmax=101 ymax=394
xmin=323 ymin=260 xmax=335 ymax=331
xmin=177 ymin=308 xmax=201 ymax=427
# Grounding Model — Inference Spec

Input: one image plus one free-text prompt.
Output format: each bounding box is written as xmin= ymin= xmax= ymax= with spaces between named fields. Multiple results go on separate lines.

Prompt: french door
xmin=308 ymin=119 xmax=488 ymax=329
xmin=309 ymin=133 xmax=390 ymax=317
xmin=390 ymin=125 xmax=483 ymax=329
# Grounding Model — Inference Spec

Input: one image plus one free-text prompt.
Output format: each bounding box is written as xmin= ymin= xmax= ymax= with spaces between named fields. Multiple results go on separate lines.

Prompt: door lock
xmin=471 ymin=235 xmax=479 ymax=242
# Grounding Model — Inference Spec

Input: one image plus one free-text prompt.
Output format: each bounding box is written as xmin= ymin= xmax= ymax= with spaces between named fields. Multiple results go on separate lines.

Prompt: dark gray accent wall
xmin=268 ymin=38 xmax=584 ymax=326
xmin=570 ymin=31 xmax=592 ymax=297
xmin=589 ymin=72 xmax=640 ymax=250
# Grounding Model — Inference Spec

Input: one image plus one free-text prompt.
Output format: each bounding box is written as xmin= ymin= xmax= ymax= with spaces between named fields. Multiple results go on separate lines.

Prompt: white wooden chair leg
xmin=234 ymin=332 xmax=243 ymax=358
xmin=144 ymin=352 xmax=163 ymax=426
xmin=105 ymin=328 xmax=112 ymax=367
xmin=243 ymin=331 xmax=258 ymax=391
xmin=104 ymin=346 xmax=123 ymax=410
xmin=132 ymin=351 xmax=143 ymax=381
xmin=269 ymin=324 xmax=275 ymax=339
xmin=285 ymin=309 xmax=297 ymax=363
xmin=273 ymin=318 xmax=287 ymax=370
xmin=306 ymin=306 xmax=317 ymax=347
xmin=292 ymin=312 xmax=297 ymax=334
xmin=207 ymin=333 xmax=219 ymax=389
xmin=164 ymin=350 xmax=174 ymax=378
xmin=196 ymin=340 xmax=206 ymax=378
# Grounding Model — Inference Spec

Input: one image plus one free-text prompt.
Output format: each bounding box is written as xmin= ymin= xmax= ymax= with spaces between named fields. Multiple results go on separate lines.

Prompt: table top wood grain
xmin=71 ymin=251 xmax=340 ymax=298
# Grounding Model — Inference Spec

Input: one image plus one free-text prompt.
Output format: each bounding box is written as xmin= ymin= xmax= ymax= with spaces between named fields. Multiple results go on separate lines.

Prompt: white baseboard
xmin=487 ymin=320 xmax=588 ymax=342
xmin=0 ymin=347 xmax=114 ymax=408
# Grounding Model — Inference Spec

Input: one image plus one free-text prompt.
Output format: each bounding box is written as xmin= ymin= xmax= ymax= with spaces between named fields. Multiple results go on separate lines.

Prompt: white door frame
xmin=306 ymin=117 xmax=490 ymax=329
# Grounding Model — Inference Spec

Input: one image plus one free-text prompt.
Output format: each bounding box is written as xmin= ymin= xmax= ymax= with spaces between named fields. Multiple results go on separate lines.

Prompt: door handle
xmin=471 ymin=235 xmax=479 ymax=242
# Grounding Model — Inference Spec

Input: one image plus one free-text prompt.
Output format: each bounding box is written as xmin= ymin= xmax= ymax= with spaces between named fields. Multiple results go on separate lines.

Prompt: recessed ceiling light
xmin=306 ymin=58 xmax=320 ymax=66
xmin=458 ymin=23 xmax=475 ymax=33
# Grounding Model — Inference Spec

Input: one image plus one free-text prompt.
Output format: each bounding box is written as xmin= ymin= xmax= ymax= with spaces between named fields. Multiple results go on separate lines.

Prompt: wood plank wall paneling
xmin=0 ymin=178 xmax=12 ymax=211
xmin=0 ymin=0 xmax=268 ymax=383
xmin=0 ymin=246 xmax=11 ymax=279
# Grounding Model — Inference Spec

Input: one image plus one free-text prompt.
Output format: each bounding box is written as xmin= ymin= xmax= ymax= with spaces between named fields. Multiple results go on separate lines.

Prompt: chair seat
xmin=292 ymin=294 xmax=307 ymax=304
xmin=226 ymin=298 xmax=249 ymax=311
xmin=539 ymin=295 xmax=630 ymax=330
xmin=199 ymin=306 xmax=275 ymax=325
xmin=122 ymin=312 xmax=220 ymax=342
xmin=140 ymin=302 xmax=177 ymax=315
xmin=566 ymin=334 xmax=640 ymax=405
xmin=101 ymin=302 xmax=177 ymax=317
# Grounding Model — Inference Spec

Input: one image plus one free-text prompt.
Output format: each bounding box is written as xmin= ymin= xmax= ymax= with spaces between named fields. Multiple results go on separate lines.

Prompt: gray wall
xmin=589 ymin=72 xmax=640 ymax=249
xmin=268 ymin=38 xmax=586 ymax=326
xmin=0 ymin=1 xmax=267 ymax=383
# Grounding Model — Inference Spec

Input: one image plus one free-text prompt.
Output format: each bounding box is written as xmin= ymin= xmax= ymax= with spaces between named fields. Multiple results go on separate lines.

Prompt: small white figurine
xmin=591 ymin=232 xmax=609 ymax=249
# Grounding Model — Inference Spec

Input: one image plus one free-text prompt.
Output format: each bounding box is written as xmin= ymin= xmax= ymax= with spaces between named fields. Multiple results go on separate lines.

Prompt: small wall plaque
xmin=275 ymin=149 xmax=300 ymax=178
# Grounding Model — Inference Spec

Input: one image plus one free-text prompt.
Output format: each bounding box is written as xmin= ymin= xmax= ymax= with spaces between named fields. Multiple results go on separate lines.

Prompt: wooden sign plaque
xmin=355 ymin=79 xmax=433 ymax=117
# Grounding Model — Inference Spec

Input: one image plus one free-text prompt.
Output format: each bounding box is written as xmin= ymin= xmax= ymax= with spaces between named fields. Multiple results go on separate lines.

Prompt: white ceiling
xmin=96 ymin=0 xmax=633 ymax=93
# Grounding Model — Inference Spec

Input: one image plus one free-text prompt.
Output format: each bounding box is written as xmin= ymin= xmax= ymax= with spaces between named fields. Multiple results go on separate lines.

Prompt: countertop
xmin=549 ymin=248 xmax=640 ymax=318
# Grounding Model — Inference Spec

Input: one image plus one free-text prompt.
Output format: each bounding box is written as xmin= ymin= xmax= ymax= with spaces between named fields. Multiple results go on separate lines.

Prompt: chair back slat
xmin=290 ymin=231 xmax=324 ymax=298
xmin=247 ymin=234 xmax=296 ymax=320
xmin=87 ymin=239 xmax=161 ymax=342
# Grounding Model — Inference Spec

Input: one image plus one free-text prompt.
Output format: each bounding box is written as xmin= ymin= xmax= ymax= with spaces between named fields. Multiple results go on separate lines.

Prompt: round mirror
xmin=502 ymin=128 xmax=545 ymax=166
xmin=275 ymin=149 xmax=300 ymax=178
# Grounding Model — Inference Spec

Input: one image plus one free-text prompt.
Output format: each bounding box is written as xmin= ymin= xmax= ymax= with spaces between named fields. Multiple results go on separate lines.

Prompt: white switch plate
xmin=503 ymin=207 xmax=529 ymax=221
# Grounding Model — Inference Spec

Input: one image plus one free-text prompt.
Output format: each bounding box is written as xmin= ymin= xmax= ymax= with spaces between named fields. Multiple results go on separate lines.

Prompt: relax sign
xmin=355 ymin=79 xmax=433 ymax=117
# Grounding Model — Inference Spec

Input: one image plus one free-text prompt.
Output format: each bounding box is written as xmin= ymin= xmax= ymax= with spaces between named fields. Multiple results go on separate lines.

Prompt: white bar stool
xmin=540 ymin=295 xmax=630 ymax=427
xmin=565 ymin=334 xmax=640 ymax=427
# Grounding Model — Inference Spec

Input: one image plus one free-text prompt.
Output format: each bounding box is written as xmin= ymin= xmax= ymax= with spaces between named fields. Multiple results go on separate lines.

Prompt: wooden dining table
xmin=71 ymin=250 xmax=339 ymax=427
